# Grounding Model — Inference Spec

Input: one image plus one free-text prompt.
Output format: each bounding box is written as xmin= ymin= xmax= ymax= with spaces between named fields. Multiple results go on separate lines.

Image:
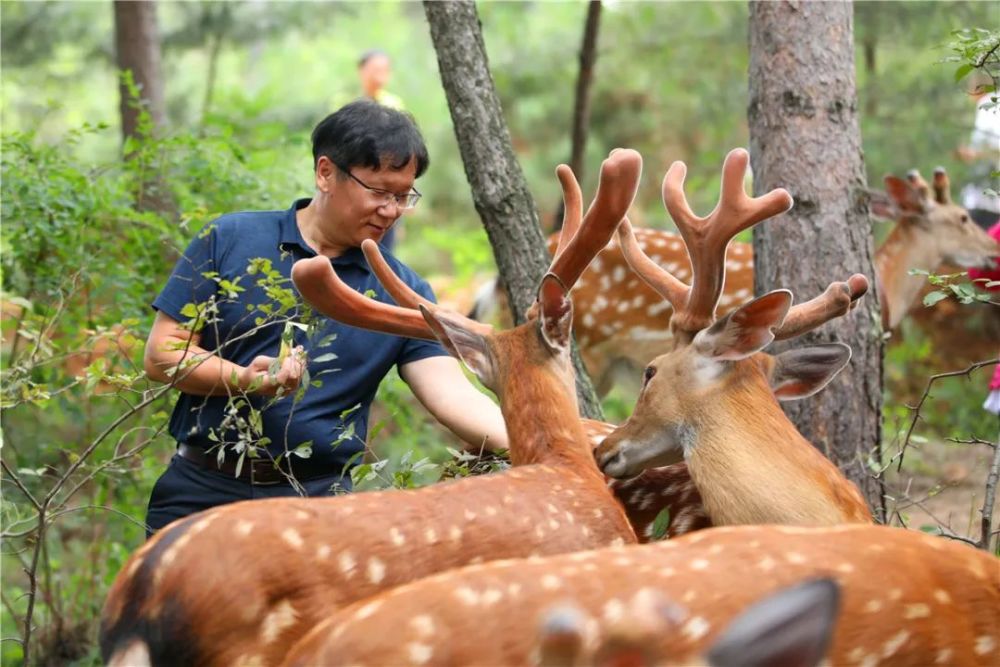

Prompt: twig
xmin=946 ymin=436 xmax=997 ymax=448
xmin=897 ymin=358 xmax=998 ymax=472
xmin=980 ymin=427 xmax=1000 ymax=552
xmin=0 ymin=461 xmax=40 ymax=510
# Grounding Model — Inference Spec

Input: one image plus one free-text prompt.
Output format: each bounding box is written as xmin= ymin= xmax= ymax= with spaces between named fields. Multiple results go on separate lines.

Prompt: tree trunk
xmin=113 ymin=0 xmax=172 ymax=216
xmin=569 ymin=0 xmax=602 ymax=179
xmin=113 ymin=0 xmax=166 ymax=140
xmin=748 ymin=0 xmax=885 ymax=518
xmin=423 ymin=0 xmax=604 ymax=419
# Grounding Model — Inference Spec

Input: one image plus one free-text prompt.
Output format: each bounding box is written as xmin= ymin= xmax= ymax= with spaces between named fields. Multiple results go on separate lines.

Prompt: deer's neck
xmin=875 ymin=224 xmax=941 ymax=329
xmin=684 ymin=375 xmax=867 ymax=526
xmin=499 ymin=367 xmax=592 ymax=468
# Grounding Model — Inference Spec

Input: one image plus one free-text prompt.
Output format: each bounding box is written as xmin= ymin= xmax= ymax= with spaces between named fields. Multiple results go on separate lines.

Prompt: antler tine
xmin=773 ymin=274 xmax=869 ymax=341
xmin=932 ymin=167 xmax=952 ymax=205
xmin=291 ymin=255 xmax=439 ymax=341
xmin=550 ymin=164 xmax=584 ymax=264
xmin=360 ymin=239 xmax=493 ymax=337
xmin=905 ymin=169 xmax=931 ymax=201
xmin=546 ymin=148 xmax=642 ymax=291
xmin=664 ymin=148 xmax=793 ymax=334
xmin=616 ymin=217 xmax=689 ymax=312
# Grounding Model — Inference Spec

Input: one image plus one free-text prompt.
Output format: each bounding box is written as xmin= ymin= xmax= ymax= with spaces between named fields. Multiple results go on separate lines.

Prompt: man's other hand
xmin=242 ymin=346 xmax=306 ymax=395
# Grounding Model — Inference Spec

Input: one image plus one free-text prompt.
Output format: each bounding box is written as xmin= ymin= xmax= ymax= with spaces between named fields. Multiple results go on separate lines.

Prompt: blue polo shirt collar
xmin=279 ymin=198 xmax=370 ymax=270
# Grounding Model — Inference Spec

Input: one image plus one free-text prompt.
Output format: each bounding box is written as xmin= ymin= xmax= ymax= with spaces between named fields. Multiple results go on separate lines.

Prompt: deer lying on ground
xmin=594 ymin=149 xmax=873 ymax=527
xmin=99 ymin=150 xmax=646 ymax=667
xmin=475 ymin=166 xmax=998 ymax=395
xmin=283 ymin=523 xmax=1000 ymax=666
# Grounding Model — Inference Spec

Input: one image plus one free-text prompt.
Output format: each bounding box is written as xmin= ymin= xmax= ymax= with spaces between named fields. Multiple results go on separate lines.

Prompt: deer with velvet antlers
xmin=100 ymin=150 xmax=647 ymax=667
xmin=282 ymin=523 xmax=1000 ymax=666
xmin=474 ymin=165 xmax=997 ymax=396
xmin=594 ymin=149 xmax=874 ymax=527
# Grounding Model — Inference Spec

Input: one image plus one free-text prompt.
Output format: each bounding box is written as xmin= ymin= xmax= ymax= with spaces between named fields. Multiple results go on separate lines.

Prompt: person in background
xmin=358 ymin=49 xmax=406 ymax=251
xmin=358 ymin=49 xmax=405 ymax=111
xmin=956 ymin=73 xmax=1000 ymax=230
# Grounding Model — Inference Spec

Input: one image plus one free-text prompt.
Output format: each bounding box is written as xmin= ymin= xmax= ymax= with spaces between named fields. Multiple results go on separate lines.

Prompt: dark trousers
xmin=145 ymin=454 xmax=347 ymax=538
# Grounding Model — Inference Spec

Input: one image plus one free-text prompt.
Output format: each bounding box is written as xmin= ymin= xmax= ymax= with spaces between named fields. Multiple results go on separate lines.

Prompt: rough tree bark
xmin=748 ymin=0 xmax=885 ymax=518
xmin=424 ymin=0 xmax=604 ymax=419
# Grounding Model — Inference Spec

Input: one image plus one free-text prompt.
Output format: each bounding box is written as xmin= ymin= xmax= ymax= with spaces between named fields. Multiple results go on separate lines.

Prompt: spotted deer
xmin=99 ymin=150 xmax=645 ymax=667
xmin=282 ymin=524 xmax=1000 ymax=666
xmin=594 ymin=149 xmax=873 ymax=527
xmin=476 ymin=166 xmax=998 ymax=395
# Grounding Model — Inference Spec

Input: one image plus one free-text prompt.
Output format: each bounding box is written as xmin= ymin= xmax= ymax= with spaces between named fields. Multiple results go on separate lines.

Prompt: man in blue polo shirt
xmin=142 ymin=101 xmax=508 ymax=534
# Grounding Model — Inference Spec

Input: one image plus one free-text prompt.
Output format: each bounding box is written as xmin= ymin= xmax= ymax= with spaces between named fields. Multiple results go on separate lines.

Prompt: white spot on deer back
xmin=411 ymin=615 xmax=435 ymax=637
xmin=407 ymin=642 xmax=434 ymax=665
xmin=882 ymin=630 xmax=911 ymax=657
xmin=935 ymin=648 xmax=953 ymax=664
xmin=355 ymin=599 xmax=383 ymax=621
xmin=235 ymin=520 xmax=254 ymax=536
xmin=975 ymin=636 xmax=996 ymax=656
xmin=316 ymin=544 xmax=331 ymax=560
xmin=903 ymin=604 xmax=930 ymax=619
xmin=261 ymin=600 xmax=297 ymax=644
xmin=682 ymin=616 xmax=710 ymax=642
xmin=541 ymin=575 xmax=562 ymax=591
xmin=281 ymin=528 xmax=303 ymax=550
xmin=424 ymin=528 xmax=438 ymax=543
xmin=367 ymin=557 xmax=386 ymax=584
xmin=933 ymin=589 xmax=951 ymax=604
xmin=455 ymin=587 xmax=480 ymax=605
xmin=390 ymin=527 xmax=406 ymax=546
xmin=690 ymin=559 xmax=709 ymax=571
xmin=863 ymin=599 xmax=883 ymax=613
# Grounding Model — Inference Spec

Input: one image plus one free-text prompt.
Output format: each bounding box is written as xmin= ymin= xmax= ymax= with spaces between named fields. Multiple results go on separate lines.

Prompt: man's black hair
xmin=311 ymin=100 xmax=429 ymax=178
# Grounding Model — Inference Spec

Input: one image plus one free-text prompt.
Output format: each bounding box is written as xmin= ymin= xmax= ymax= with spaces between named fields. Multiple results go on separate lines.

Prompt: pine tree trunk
xmin=423 ymin=0 xmax=604 ymax=419
xmin=748 ymin=0 xmax=885 ymax=518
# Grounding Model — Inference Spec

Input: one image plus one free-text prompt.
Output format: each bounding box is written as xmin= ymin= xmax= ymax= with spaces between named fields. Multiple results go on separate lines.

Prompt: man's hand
xmin=241 ymin=346 xmax=306 ymax=395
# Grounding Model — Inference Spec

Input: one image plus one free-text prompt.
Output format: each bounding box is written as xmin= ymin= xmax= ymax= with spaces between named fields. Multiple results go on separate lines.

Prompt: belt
xmin=177 ymin=444 xmax=330 ymax=486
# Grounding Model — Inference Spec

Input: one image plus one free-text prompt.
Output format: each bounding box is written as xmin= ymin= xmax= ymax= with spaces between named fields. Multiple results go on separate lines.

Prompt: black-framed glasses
xmin=338 ymin=166 xmax=422 ymax=210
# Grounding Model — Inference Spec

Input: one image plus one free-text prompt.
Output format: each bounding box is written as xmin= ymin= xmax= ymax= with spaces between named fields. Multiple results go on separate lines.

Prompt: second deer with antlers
xmin=595 ymin=149 xmax=874 ymax=527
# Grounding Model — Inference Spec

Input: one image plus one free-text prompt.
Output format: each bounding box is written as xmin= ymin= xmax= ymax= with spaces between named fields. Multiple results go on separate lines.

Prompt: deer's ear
xmin=868 ymin=190 xmax=898 ymax=221
xmin=706 ymin=579 xmax=840 ymax=667
xmin=883 ymin=176 xmax=927 ymax=215
xmin=420 ymin=305 xmax=496 ymax=387
xmin=693 ymin=291 xmax=791 ymax=361
xmin=538 ymin=273 xmax=574 ymax=354
xmin=767 ymin=344 xmax=852 ymax=401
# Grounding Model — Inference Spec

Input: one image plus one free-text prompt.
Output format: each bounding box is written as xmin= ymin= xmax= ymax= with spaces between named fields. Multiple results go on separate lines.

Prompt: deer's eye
xmin=960 ymin=214 xmax=969 ymax=224
xmin=643 ymin=366 xmax=657 ymax=387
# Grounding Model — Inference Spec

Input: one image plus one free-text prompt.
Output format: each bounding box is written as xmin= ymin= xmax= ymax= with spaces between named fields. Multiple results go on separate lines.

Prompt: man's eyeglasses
xmin=338 ymin=166 xmax=422 ymax=210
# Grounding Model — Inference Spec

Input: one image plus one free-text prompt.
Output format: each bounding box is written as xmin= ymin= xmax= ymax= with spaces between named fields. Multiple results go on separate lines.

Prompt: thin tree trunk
xmin=748 ymin=0 xmax=885 ymax=518
xmin=113 ymin=0 xmax=172 ymax=217
xmin=113 ymin=0 xmax=166 ymax=140
xmin=569 ymin=0 xmax=602 ymax=179
xmin=424 ymin=0 xmax=604 ymax=419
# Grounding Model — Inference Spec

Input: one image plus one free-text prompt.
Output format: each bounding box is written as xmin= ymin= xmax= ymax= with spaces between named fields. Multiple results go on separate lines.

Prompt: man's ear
xmin=693 ymin=291 xmax=791 ymax=361
xmin=537 ymin=273 xmax=573 ymax=354
xmin=315 ymin=156 xmax=337 ymax=192
xmin=419 ymin=305 xmax=497 ymax=388
xmin=766 ymin=343 xmax=852 ymax=401
xmin=706 ymin=579 xmax=840 ymax=667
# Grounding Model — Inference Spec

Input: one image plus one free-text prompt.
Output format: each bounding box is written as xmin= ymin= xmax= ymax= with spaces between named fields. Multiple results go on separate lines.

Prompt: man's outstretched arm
xmin=400 ymin=355 xmax=509 ymax=452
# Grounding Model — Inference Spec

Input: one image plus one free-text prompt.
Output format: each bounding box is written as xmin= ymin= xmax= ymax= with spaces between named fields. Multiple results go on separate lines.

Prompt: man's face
xmin=317 ymin=156 xmax=417 ymax=247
